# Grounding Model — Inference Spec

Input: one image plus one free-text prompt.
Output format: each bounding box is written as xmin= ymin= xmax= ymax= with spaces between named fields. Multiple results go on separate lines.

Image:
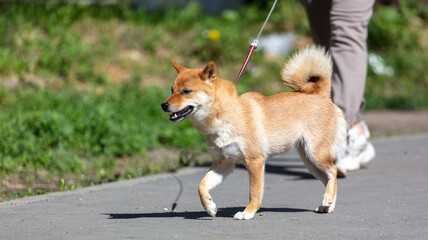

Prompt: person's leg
xmin=329 ymin=0 xmax=375 ymax=127
xmin=328 ymin=0 xmax=376 ymax=177
xmin=300 ymin=0 xmax=331 ymax=48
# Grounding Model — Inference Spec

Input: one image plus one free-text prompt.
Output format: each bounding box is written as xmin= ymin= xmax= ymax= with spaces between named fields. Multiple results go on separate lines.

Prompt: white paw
xmin=233 ymin=211 xmax=254 ymax=220
xmin=206 ymin=202 xmax=217 ymax=217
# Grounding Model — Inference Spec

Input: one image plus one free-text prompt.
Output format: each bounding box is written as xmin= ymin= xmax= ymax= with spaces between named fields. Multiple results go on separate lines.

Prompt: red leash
xmin=235 ymin=0 xmax=278 ymax=85
xmin=235 ymin=40 xmax=258 ymax=84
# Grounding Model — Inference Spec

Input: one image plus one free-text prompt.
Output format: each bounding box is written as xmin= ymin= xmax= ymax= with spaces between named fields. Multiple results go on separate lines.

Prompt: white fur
xmin=212 ymin=122 xmax=234 ymax=147
xmin=206 ymin=202 xmax=217 ymax=217
xmin=204 ymin=168 xmax=230 ymax=191
xmin=207 ymin=120 xmax=246 ymax=161
xmin=272 ymin=130 xmax=300 ymax=156
xmin=331 ymin=109 xmax=347 ymax=161
xmin=233 ymin=211 xmax=255 ymax=220
xmin=187 ymin=92 xmax=214 ymax=130
xmin=202 ymin=163 xmax=234 ymax=217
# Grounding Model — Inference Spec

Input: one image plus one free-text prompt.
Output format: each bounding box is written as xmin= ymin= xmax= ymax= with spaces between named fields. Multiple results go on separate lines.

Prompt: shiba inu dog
xmin=161 ymin=46 xmax=347 ymax=220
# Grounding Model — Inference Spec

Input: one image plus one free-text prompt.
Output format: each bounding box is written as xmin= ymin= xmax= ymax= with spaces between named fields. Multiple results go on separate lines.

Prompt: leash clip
xmin=250 ymin=39 xmax=259 ymax=48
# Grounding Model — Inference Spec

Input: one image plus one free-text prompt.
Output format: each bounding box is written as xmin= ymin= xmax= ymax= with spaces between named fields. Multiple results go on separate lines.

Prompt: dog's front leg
xmin=198 ymin=161 xmax=234 ymax=217
xmin=234 ymin=157 xmax=265 ymax=220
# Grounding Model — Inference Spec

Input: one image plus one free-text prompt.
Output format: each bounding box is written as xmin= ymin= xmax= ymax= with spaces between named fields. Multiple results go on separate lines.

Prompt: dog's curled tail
xmin=281 ymin=46 xmax=333 ymax=97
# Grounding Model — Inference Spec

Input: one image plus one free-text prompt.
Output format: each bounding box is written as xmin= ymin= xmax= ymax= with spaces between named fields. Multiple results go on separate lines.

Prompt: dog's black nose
xmin=161 ymin=102 xmax=170 ymax=112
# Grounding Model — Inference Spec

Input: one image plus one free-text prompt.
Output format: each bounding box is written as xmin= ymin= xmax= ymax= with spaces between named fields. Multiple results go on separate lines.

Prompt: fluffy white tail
xmin=281 ymin=46 xmax=333 ymax=97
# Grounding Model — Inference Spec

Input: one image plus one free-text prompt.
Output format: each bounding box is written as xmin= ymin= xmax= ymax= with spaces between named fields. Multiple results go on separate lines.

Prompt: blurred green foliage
xmin=0 ymin=0 xmax=427 ymax=199
xmin=366 ymin=0 xmax=428 ymax=109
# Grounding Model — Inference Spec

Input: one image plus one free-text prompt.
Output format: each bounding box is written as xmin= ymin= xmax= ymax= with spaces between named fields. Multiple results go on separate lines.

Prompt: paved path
xmin=1 ymin=135 xmax=428 ymax=240
xmin=363 ymin=111 xmax=428 ymax=137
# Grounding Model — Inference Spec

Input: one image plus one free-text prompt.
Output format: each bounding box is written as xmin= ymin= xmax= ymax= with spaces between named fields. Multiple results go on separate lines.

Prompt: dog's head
xmin=161 ymin=61 xmax=218 ymax=123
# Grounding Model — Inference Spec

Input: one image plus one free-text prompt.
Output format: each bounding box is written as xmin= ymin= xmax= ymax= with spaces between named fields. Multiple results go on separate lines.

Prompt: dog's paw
xmin=206 ymin=202 xmax=217 ymax=217
xmin=315 ymin=204 xmax=333 ymax=213
xmin=233 ymin=211 xmax=255 ymax=220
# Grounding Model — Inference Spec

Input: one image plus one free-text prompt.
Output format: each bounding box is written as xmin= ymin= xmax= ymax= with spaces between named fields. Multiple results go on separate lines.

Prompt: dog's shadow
xmin=263 ymin=160 xmax=315 ymax=180
xmin=104 ymin=207 xmax=312 ymax=220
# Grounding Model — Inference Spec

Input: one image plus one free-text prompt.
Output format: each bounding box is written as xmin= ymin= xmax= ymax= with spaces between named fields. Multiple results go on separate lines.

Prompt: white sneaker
xmin=336 ymin=121 xmax=376 ymax=178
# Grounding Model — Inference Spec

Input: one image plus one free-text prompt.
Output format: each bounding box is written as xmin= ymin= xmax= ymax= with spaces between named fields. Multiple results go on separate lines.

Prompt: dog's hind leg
xmin=198 ymin=161 xmax=234 ymax=217
xmin=234 ymin=156 xmax=266 ymax=220
xmin=296 ymin=141 xmax=338 ymax=213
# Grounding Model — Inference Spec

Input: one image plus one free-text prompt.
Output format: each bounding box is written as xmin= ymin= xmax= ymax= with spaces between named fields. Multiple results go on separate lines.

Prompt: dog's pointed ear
xmin=172 ymin=61 xmax=186 ymax=73
xmin=199 ymin=61 xmax=217 ymax=84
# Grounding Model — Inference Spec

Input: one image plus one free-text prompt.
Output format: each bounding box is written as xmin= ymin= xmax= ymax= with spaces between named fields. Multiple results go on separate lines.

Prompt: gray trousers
xmin=301 ymin=0 xmax=375 ymax=127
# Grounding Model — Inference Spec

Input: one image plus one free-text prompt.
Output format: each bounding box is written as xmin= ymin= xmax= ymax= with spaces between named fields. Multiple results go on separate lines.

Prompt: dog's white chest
xmin=209 ymin=142 xmax=243 ymax=161
xmin=212 ymin=124 xmax=233 ymax=148
xmin=208 ymin=124 xmax=244 ymax=161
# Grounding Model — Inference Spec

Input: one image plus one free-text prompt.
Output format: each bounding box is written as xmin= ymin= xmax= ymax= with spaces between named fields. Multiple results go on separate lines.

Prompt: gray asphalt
xmin=1 ymin=135 xmax=428 ymax=240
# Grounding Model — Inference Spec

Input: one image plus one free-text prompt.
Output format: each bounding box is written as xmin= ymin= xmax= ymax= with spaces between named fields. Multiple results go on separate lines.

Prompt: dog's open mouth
xmin=169 ymin=106 xmax=194 ymax=123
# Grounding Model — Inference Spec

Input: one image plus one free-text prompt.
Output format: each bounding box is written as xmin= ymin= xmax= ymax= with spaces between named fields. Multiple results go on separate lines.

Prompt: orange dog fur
xmin=161 ymin=46 xmax=347 ymax=220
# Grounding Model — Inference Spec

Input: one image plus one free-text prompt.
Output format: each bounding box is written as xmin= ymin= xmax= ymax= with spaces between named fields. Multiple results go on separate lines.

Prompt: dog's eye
xmin=181 ymin=89 xmax=193 ymax=95
xmin=171 ymin=87 xmax=173 ymax=94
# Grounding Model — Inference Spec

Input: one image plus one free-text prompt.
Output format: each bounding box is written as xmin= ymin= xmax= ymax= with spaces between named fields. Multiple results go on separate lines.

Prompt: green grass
xmin=0 ymin=0 xmax=427 ymax=200
xmin=0 ymin=84 xmax=207 ymax=199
